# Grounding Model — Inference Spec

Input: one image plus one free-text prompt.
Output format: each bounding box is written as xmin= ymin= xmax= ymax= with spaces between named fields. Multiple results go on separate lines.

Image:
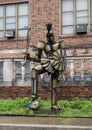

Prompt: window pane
xmin=90 ymin=16 xmax=92 ymax=24
xmin=76 ymin=11 xmax=88 ymax=24
xmin=0 ymin=62 xmax=3 ymax=73
xmin=77 ymin=17 xmax=88 ymax=24
xmin=6 ymin=4 xmax=15 ymax=16
xmin=25 ymin=61 xmax=30 ymax=73
xmin=62 ymin=26 xmax=74 ymax=35
xmin=62 ymin=0 xmax=73 ymax=12
xmin=15 ymin=61 xmax=21 ymax=74
xmin=62 ymin=12 xmax=73 ymax=25
xmin=6 ymin=17 xmax=15 ymax=23
xmin=0 ymin=6 xmax=4 ymax=17
xmin=18 ymin=16 xmax=28 ymax=28
xmin=18 ymin=3 xmax=28 ymax=15
xmin=76 ymin=11 xmax=88 ymax=18
xmin=6 ymin=18 xmax=15 ymax=29
xmin=6 ymin=23 xmax=16 ymax=29
xmin=90 ymin=25 xmax=92 ymax=32
xmin=0 ymin=31 xmax=3 ymax=38
xmin=76 ymin=0 xmax=87 ymax=10
xmin=90 ymin=0 xmax=92 ymax=24
xmin=15 ymin=61 xmax=22 ymax=81
xmin=18 ymin=30 xmax=27 ymax=37
xmin=77 ymin=18 xmax=87 ymax=24
xmin=0 ymin=62 xmax=3 ymax=82
xmin=62 ymin=0 xmax=74 ymax=35
xmin=0 ymin=19 xmax=4 ymax=30
xmin=24 ymin=61 xmax=31 ymax=81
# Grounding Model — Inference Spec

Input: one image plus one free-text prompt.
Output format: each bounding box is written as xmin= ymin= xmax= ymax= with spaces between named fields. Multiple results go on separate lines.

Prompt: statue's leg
xmin=31 ymin=65 xmax=45 ymax=98
xmin=51 ymin=72 xmax=60 ymax=111
xmin=28 ymin=65 xmax=46 ymax=110
xmin=31 ymin=68 xmax=38 ymax=98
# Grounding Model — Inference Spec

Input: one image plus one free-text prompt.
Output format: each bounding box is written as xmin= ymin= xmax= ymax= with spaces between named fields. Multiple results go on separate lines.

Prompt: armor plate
xmin=52 ymin=48 xmax=66 ymax=71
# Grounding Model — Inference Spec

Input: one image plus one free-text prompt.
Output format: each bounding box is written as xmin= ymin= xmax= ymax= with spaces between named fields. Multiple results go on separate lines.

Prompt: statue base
xmin=33 ymin=108 xmax=63 ymax=114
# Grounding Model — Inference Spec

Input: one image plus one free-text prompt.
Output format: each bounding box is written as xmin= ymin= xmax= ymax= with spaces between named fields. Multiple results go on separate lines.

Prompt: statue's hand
xmin=26 ymin=53 xmax=31 ymax=60
xmin=24 ymin=53 xmax=40 ymax=62
xmin=23 ymin=53 xmax=30 ymax=66
xmin=24 ymin=53 xmax=30 ymax=61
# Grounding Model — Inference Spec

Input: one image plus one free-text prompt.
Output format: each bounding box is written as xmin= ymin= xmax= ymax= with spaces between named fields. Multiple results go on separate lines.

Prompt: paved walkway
xmin=0 ymin=116 xmax=92 ymax=126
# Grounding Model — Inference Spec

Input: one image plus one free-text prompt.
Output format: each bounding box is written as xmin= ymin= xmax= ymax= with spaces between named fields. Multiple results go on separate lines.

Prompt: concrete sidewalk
xmin=0 ymin=124 xmax=92 ymax=130
xmin=0 ymin=116 xmax=92 ymax=126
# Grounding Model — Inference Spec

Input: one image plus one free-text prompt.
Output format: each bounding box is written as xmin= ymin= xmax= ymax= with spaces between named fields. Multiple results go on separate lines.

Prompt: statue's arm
xmin=25 ymin=41 xmax=45 ymax=63
xmin=25 ymin=53 xmax=40 ymax=62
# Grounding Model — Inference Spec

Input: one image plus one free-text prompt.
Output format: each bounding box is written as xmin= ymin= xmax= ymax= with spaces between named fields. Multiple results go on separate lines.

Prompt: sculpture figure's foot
xmin=51 ymin=105 xmax=61 ymax=112
xmin=31 ymin=95 xmax=37 ymax=99
xmin=28 ymin=95 xmax=40 ymax=111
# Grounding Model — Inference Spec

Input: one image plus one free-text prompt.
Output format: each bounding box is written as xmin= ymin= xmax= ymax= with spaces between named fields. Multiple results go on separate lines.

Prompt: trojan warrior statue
xmin=24 ymin=23 xmax=66 ymax=111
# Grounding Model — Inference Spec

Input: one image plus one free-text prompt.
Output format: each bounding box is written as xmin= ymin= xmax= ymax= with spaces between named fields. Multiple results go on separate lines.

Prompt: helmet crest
xmin=46 ymin=23 xmax=54 ymax=44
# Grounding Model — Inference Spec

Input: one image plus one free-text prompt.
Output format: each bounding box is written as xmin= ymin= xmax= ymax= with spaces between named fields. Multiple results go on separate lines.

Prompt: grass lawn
xmin=0 ymin=97 xmax=92 ymax=117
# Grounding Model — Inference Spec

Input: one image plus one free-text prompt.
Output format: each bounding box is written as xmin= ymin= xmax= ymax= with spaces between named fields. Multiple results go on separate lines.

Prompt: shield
xmin=52 ymin=48 xmax=66 ymax=71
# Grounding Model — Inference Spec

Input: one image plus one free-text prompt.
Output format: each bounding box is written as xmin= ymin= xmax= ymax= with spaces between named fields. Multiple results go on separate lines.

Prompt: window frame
xmin=60 ymin=0 xmax=92 ymax=35
xmin=14 ymin=59 xmax=31 ymax=82
xmin=0 ymin=61 xmax=3 ymax=82
xmin=0 ymin=2 xmax=29 ymax=39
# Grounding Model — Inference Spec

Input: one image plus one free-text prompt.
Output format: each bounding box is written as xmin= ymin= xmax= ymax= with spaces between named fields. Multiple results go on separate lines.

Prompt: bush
xmin=0 ymin=98 xmax=92 ymax=117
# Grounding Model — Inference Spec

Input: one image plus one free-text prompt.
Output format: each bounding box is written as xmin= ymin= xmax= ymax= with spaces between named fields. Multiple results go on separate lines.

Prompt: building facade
xmin=0 ymin=0 xmax=92 ymax=99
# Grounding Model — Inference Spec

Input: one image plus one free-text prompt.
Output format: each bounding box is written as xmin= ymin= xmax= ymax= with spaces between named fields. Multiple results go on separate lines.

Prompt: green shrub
xmin=0 ymin=98 xmax=91 ymax=117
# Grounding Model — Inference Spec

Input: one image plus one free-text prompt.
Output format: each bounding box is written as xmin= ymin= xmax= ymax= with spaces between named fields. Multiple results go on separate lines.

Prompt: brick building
xmin=0 ymin=0 xmax=92 ymax=99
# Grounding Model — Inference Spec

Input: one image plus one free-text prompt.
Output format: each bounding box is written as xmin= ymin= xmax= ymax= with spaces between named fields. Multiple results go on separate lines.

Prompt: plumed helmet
xmin=46 ymin=23 xmax=54 ymax=44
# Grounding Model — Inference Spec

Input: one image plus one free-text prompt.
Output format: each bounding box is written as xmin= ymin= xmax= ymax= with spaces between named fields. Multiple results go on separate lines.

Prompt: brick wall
xmin=0 ymin=0 xmax=92 ymax=51
xmin=0 ymin=86 xmax=92 ymax=100
xmin=0 ymin=0 xmax=60 ymax=55
xmin=30 ymin=0 xmax=60 ymax=45
xmin=0 ymin=0 xmax=92 ymax=100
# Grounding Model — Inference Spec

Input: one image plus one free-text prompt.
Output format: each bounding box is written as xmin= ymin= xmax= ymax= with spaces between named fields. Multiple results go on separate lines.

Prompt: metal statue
xmin=24 ymin=23 xmax=66 ymax=111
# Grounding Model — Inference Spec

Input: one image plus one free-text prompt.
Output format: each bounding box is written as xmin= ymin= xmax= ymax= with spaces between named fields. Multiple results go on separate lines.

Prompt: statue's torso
xmin=36 ymin=41 xmax=66 ymax=73
xmin=45 ymin=42 xmax=59 ymax=58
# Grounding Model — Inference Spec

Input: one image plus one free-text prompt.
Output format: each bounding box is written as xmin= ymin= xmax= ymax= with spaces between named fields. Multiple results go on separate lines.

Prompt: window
xmin=0 ymin=61 xmax=3 ymax=82
xmin=0 ymin=2 xmax=29 ymax=38
xmin=6 ymin=4 xmax=16 ymax=30
xmin=15 ymin=61 xmax=22 ymax=81
xmin=90 ymin=0 xmax=92 ymax=31
xmin=24 ymin=61 xmax=31 ymax=81
xmin=62 ymin=0 xmax=74 ymax=34
xmin=61 ymin=0 xmax=90 ymax=35
xmin=15 ymin=60 xmax=31 ymax=81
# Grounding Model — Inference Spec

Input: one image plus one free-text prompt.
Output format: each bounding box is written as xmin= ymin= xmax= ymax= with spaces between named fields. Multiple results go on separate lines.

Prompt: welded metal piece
xmin=24 ymin=24 xmax=66 ymax=112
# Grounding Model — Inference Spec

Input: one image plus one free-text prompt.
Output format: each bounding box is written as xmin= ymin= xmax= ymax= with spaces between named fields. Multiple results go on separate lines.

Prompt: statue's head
xmin=46 ymin=23 xmax=54 ymax=44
